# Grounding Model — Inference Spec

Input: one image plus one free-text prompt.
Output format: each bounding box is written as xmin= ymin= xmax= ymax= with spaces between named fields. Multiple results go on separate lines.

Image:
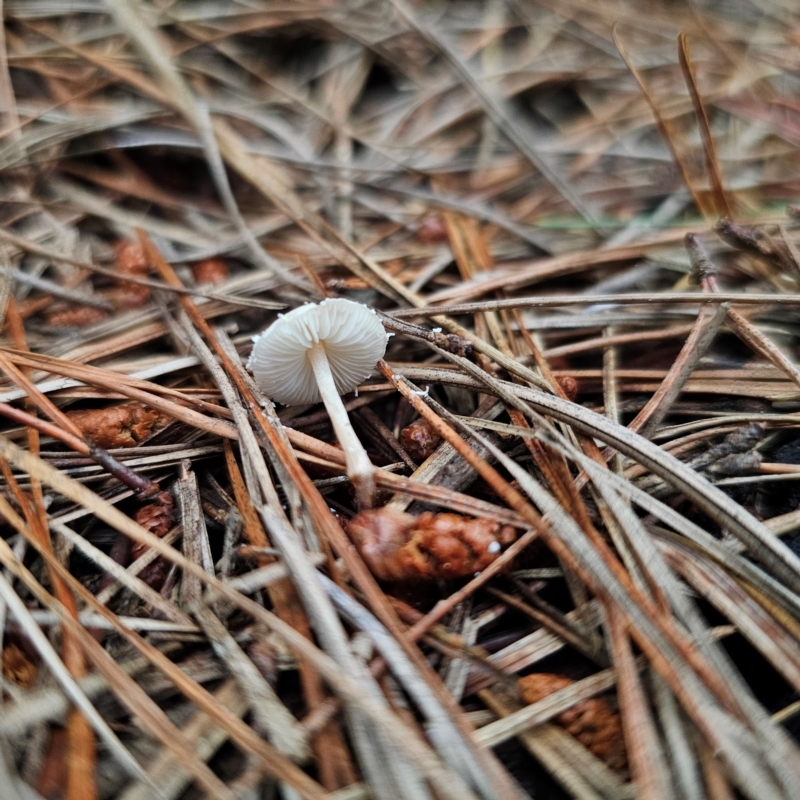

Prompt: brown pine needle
xmin=2 ymin=6 xmax=800 ymax=798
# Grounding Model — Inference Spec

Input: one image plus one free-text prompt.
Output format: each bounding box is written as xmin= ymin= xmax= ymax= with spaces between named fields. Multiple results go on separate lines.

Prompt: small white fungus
xmin=247 ymin=298 xmax=387 ymax=406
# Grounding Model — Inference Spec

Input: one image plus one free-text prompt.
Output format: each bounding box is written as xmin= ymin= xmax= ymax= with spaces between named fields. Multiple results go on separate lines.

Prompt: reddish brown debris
xmin=2 ymin=642 xmax=37 ymax=688
xmin=132 ymin=491 xmax=174 ymax=545
xmin=347 ymin=509 xmax=515 ymax=581
xmin=400 ymin=417 xmax=443 ymax=462
xmin=114 ymin=240 xmax=150 ymax=275
xmin=66 ymin=402 xmax=169 ymax=449
xmin=417 ymin=214 xmax=448 ymax=243
xmin=105 ymin=284 xmax=151 ymax=310
xmin=130 ymin=490 xmax=175 ymax=589
xmin=191 ymin=257 xmax=230 ymax=286
xmin=518 ymin=673 xmax=628 ymax=772
xmin=46 ymin=306 xmax=109 ymax=328
xmin=556 ymin=376 xmax=579 ymax=402
xmin=107 ymin=240 xmax=152 ymax=308
xmin=35 ymin=727 xmax=68 ymax=800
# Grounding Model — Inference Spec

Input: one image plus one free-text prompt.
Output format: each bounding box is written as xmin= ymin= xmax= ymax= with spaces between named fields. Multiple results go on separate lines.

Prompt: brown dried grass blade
xmin=677 ymin=32 xmax=734 ymax=219
xmin=612 ymin=26 xmax=711 ymax=220
xmin=0 ymin=432 xmax=489 ymax=800
xmin=607 ymin=611 xmax=673 ymax=799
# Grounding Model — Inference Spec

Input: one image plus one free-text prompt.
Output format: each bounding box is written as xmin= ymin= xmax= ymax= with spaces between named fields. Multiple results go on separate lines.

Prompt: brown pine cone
xmin=518 ymin=673 xmax=628 ymax=772
xmin=347 ymin=508 xmax=515 ymax=581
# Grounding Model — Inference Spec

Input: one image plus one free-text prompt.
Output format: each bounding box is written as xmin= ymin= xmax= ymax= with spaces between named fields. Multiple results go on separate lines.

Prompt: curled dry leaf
xmin=347 ymin=508 xmax=516 ymax=581
xmin=2 ymin=642 xmax=38 ymax=688
xmin=518 ymin=673 xmax=628 ymax=773
xmin=400 ymin=417 xmax=443 ymax=462
xmin=191 ymin=258 xmax=230 ymax=286
xmin=66 ymin=402 xmax=170 ymax=449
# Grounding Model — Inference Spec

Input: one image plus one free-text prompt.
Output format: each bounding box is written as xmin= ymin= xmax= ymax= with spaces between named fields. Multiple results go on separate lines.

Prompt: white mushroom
xmin=247 ymin=298 xmax=388 ymax=508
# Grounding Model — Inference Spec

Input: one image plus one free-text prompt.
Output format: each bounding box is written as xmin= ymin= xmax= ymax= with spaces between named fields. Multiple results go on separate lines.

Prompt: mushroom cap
xmin=247 ymin=298 xmax=388 ymax=405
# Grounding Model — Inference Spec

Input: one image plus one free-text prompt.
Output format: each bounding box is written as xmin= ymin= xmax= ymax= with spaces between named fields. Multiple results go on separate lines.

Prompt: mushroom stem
xmin=307 ymin=342 xmax=375 ymax=509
